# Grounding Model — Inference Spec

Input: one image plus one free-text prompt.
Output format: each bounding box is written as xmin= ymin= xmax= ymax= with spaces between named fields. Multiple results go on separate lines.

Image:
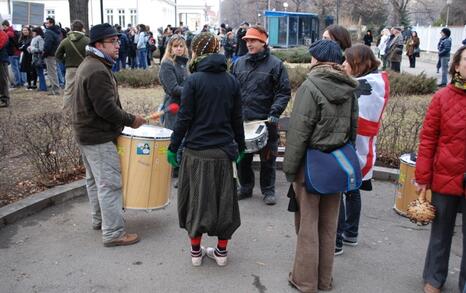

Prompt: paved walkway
xmin=0 ymin=172 xmax=463 ymax=293
xmin=401 ymin=53 xmax=441 ymax=81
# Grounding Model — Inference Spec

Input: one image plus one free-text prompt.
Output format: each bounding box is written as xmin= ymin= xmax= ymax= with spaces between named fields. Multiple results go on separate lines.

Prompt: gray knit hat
xmin=308 ymin=39 xmax=342 ymax=64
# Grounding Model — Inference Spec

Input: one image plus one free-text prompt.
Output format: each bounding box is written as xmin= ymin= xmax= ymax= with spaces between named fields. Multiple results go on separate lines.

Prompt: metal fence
xmin=412 ymin=25 xmax=466 ymax=53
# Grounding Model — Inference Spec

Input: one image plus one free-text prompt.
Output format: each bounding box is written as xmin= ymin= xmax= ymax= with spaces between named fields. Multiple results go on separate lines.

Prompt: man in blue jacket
xmin=43 ymin=17 xmax=62 ymax=95
xmin=113 ymin=24 xmax=129 ymax=72
xmin=437 ymin=28 xmax=452 ymax=87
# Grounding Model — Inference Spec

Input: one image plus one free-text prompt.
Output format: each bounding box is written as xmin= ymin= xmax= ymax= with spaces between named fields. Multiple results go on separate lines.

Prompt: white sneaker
xmin=206 ymin=247 xmax=228 ymax=266
xmin=191 ymin=246 xmax=205 ymax=267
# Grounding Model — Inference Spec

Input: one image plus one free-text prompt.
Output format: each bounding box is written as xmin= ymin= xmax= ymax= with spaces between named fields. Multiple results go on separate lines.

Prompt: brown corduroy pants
xmin=289 ymin=167 xmax=341 ymax=293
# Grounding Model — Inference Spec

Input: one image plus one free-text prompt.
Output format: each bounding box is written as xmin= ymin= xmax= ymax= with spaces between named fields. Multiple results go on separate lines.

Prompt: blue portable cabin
xmin=264 ymin=10 xmax=320 ymax=48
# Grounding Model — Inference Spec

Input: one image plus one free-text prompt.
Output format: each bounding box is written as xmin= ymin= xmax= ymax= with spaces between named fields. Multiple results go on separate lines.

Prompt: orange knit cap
xmin=242 ymin=28 xmax=268 ymax=43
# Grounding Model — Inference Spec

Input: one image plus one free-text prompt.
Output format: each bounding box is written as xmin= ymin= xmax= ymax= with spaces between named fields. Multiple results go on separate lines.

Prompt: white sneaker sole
xmin=342 ymin=240 xmax=358 ymax=247
xmin=206 ymin=247 xmax=228 ymax=266
xmin=191 ymin=247 xmax=205 ymax=267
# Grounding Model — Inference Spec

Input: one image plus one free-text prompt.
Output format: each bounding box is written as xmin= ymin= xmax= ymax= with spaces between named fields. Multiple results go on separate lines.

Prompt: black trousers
xmin=390 ymin=61 xmax=401 ymax=72
xmin=423 ymin=192 xmax=466 ymax=291
xmin=238 ymin=124 xmax=278 ymax=197
xmin=408 ymin=55 xmax=416 ymax=68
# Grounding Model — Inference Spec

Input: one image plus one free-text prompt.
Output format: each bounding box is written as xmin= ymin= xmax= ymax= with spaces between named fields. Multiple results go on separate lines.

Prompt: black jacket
xmin=43 ymin=25 xmax=61 ymax=57
xmin=232 ymin=48 xmax=291 ymax=121
xmin=18 ymin=37 xmax=33 ymax=72
xmin=169 ymin=54 xmax=245 ymax=160
xmin=236 ymin=28 xmax=248 ymax=57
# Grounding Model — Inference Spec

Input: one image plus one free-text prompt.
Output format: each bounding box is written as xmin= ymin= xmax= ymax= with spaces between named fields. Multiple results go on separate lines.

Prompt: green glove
xmin=236 ymin=151 xmax=245 ymax=164
xmin=167 ymin=150 xmax=179 ymax=168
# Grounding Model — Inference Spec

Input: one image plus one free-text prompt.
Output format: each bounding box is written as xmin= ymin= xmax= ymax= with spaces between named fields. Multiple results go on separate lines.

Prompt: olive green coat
xmin=283 ymin=64 xmax=359 ymax=182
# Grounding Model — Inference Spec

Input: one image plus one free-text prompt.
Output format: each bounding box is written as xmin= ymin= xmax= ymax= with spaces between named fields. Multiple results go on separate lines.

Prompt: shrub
xmin=272 ymin=47 xmax=311 ymax=63
xmin=377 ymin=95 xmax=431 ymax=167
xmin=114 ymin=66 xmax=160 ymax=88
xmin=388 ymin=71 xmax=437 ymax=96
xmin=8 ymin=112 xmax=83 ymax=186
xmin=285 ymin=64 xmax=309 ymax=91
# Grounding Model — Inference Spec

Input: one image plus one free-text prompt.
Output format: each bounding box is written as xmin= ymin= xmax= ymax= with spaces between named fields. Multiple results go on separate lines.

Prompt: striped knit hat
xmin=191 ymin=32 xmax=220 ymax=56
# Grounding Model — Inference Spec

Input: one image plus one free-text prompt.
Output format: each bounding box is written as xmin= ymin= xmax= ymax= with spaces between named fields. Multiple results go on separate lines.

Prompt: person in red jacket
xmin=0 ymin=29 xmax=10 ymax=107
xmin=415 ymin=45 xmax=466 ymax=293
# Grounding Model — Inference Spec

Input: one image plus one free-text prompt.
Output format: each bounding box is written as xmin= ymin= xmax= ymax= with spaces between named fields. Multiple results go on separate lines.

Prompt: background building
xmin=0 ymin=0 xmax=219 ymax=32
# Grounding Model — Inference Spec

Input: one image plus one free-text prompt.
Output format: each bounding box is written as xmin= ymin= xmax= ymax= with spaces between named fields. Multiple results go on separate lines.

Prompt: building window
xmin=118 ymin=9 xmax=125 ymax=27
xmin=129 ymin=9 xmax=137 ymax=26
xmin=106 ymin=9 xmax=114 ymax=25
xmin=46 ymin=9 xmax=55 ymax=19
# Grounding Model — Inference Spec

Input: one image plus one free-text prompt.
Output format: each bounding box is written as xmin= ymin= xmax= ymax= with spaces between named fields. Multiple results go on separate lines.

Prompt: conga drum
xmin=394 ymin=153 xmax=432 ymax=216
xmin=117 ymin=125 xmax=173 ymax=210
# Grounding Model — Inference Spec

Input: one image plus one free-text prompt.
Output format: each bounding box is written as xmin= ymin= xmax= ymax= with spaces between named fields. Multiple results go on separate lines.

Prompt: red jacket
xmin=415 ymin=85 xmax=466 ymax=196
xmin=4 ymin=26 xmax=20 ymax=56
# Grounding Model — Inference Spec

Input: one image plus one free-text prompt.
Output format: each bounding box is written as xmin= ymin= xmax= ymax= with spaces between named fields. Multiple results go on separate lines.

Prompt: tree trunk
xmin=69 ymin=0 xmax=89 ymax=32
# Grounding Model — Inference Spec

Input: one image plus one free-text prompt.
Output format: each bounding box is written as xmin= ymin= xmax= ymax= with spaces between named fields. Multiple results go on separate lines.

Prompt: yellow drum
xmin=117 ymin=125 xmax=173 ymax=210
xmin=394 ymin=153 xmax=432 ymax=216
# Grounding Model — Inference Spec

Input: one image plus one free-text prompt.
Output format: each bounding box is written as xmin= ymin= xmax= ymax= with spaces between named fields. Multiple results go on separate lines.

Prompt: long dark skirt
xmin=178 ymin=148 xmax=241 ymax=239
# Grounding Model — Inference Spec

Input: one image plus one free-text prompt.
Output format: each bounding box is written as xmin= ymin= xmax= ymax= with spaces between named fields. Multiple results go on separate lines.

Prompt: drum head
xmin=244 ymin=121 xmax=267 ymax=137
xmin=122 ymin=125 xmax=173 ymax=139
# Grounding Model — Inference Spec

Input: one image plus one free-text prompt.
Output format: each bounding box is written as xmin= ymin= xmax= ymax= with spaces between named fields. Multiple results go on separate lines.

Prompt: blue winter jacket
xmin=437 ymin=36 xmax=452 ymax=58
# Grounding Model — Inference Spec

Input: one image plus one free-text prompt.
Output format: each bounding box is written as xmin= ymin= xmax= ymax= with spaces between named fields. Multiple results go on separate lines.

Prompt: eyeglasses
xmin=103 ymin=39 xmax=121 ymax=45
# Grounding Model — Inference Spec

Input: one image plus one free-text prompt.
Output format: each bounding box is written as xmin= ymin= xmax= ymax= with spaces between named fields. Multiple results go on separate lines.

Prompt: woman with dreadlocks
xmin=167 ymin=32 xmax=246 ymax=267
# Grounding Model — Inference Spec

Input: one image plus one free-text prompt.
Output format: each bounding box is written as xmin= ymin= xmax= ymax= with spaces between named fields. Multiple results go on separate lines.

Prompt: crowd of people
xmin=372 ymin=25 xmax=464 ymax=88
xmin=1 ymin=16 xmax=466 ymax=293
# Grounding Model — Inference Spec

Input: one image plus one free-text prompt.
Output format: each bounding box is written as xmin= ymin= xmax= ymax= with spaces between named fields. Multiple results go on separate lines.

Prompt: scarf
xmin=85 ymin=45 xmax=115 ymax=65
xmin=452 ymin=72 xmax=466 ymax=91
xmin=189 ymin=53 xmax=215 ymax=73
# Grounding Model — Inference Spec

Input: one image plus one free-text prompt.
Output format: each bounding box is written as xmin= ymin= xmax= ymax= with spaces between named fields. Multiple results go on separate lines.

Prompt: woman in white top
xmin=136 ymin=24 xmax=148 ymax=69
xmin=377 ymin=28 xmax=391 ymax=70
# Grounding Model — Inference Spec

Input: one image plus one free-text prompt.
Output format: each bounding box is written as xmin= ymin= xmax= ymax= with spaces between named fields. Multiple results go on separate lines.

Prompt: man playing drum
xmin=232 ymin=26 xmax=291 ymax=205
xmin=71 ymin=23 xmax=146 ymax=247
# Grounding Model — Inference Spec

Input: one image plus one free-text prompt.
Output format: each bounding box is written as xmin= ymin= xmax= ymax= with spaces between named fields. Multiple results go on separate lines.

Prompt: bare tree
xmin=69 ymin=0 xmax=89 ymax=31
xmin=389 ymin=0 xmax=411 ymax=26
xmin=290 ymin=0 xmax=308 ymax=11
xmin=438 ymin=0 xmax=466 ymax=26
xmin=342 ymin=0 xmax=388 ymax=28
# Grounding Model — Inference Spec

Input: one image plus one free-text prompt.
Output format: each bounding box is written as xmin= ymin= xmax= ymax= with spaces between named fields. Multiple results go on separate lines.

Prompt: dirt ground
xmin=0 ymin=86 xmax=164 ymax=207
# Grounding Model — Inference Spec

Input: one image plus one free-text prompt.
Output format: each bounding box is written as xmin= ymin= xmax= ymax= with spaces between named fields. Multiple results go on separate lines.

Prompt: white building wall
xmin=177 ymin=0 xmax=207 ymax=31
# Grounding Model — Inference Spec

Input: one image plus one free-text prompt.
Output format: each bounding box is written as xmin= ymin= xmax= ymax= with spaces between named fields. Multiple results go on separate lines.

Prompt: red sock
xmin=217 ymin=239 xmax=228 ymax=251
xmin=191 ymin=236 xmax=202 ymax=253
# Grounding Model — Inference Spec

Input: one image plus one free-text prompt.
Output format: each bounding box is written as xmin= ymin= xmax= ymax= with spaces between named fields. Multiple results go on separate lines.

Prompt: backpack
xmin=6 ymin=30 xmax=20 ymax=55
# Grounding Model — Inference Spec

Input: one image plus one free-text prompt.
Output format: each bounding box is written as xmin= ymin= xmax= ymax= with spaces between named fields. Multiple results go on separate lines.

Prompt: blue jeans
xmin=57 ymin=62 xmax=65 ymax=87
xmin=113 ymin=54 xmax=127 ymax=72
xmin=9 ymin=56 xmax=23 ymax=86
xmin=336 ymin=189 xmax=362 ymax=248
xmin=35 ymin=66 xmax=47 ymax=91
xmin=440 ymin=56 xmax=450 ymax=85
xmin=137 ymin=48 xmax=147 ymax=69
